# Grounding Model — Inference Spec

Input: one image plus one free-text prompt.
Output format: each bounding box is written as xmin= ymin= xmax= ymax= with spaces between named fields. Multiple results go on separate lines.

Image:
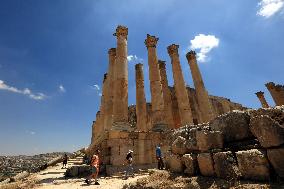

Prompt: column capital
xmin=113 ymin=25 xmax=128 ymax=39
xmin=108 ymin=48 xmax=116 ymax=56
xmin=158 ymin=60 xmax=166 ymax=69
xmin=255 ymin=91 xmax=264 ymax=97
xmin=103 ymin=73 xmax=108 ymax=83
xmin=135 ymin=63 xmax=143 ymax=70
xmin=144 ymin=34 xmax=159 ymax=48
xmin=167 ymin=44 xmax=179 ymax=57
xmin=265 ymin=82 xmax=276 ymax=90
xmin=186 ymin=50 xmax=197 ymax=61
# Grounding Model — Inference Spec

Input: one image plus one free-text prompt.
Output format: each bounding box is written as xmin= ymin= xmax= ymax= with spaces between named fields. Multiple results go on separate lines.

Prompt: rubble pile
xmin=165 ymin=106 xmax=284 ymax=181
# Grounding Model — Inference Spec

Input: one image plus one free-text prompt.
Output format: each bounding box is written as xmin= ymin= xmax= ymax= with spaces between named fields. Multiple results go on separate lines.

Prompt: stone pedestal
xmin=158 ymin=60 xmax=175 ymax=129
xmin=265 ymin=82 xmax=284 ymax=106
xmin=145 ymin=34 xmax=167 ymax=130
xmin=186 ymin=50 xmax=214 ymax=123
xmin=167 ymin=44 xmax=193 ymax=125
xmin=135 ymin=64 xmax=148 ymax=132
xmin=255 ymin=91 xmax=269 ymax=108
xmin=112 ymin=25 xmax=130 ymax=130
xmin=104 ymin=48 xmax=116 ymax=130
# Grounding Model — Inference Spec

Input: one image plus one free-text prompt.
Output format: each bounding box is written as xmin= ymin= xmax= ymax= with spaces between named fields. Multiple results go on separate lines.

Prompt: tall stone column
xmin=255 ymin=91 xmax=269 ymax=108
xmin=186 ymin=50 xmax=214 ymax=123
xmin=167 ymin=44 xmax=193 ymax=125
xmin=104 ymin=48 xmax=116 ymax=131
xmin=144 ymin=34 xmax=167 ymax=131
xmin=265 ymin=82 xmax=284 ymax=106
xmin=112 ymin=25 xmax=130 ymax=130
xmin=135 ymin=63 xmax=147 ymax=132
xmin=158 ymin=60 xmax=175 ymax=129
xmin=101 ymin=73 xmax=108 ymax=130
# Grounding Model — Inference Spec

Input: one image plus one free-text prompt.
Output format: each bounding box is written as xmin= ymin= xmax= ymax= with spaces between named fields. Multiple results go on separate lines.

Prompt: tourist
xmin=62 ymin=153 xmax=68 ymax=169
xmin=124 ymin=150 xmax=134 ymax=179
xmin=156 ymin=144 xmax=164 ymax=170
xmin=85 ymin=149 xmax=100 ymax=185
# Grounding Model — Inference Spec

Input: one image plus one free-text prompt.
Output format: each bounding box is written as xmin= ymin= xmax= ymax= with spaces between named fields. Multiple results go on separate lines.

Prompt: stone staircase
xmin=67 ymin=156 xmax=84 ymax=165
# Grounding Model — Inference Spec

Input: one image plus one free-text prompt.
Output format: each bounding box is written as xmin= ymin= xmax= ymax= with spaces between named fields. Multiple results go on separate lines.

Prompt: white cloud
xmin=93 ymin=84 xmax=100 ymax=91
xmin=91 ymin=84 xmax=102 ymax=96
xmin=59 ymin=85 xmax=66 ymax=93
xmin=190 ymin=34 xmax=219 ymax=62
xmin=0 ymin=80 xmax=46 ymax=100
xmin=257 ymin=0 xmax=284 ymax=18
xmin=127 ymin=55 xmax=143 ymax=62
xmin=26 ymin=130 xmax=36 ymax=135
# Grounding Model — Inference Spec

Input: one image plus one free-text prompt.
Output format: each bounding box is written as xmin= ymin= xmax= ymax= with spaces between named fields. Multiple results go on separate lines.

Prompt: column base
xmin=111 ymin=121 xmax=132 ymax=131
xmin=151 ymin=123 xmax=168 ymax=132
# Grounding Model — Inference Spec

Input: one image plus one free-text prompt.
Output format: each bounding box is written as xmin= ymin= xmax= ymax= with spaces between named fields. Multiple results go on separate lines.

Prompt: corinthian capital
xmin=167 ymin=44 xmax=179 ymax=56
xmin=255 ymin=91 xmax=264 ymax=97
xmin=265 ymin=82 xmax=276 ymax=90
xmin=113 ymin=25 xmax=128 ymax=39
xmin=186 ymin=50 xmax=196 ymax=61
xmin=144 ymin=34 xmax=159 ymax=48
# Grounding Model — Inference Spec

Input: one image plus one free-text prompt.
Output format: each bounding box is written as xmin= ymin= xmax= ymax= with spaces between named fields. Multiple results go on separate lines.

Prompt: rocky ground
xmin=0 ymin=152 xmax=71 ymax=182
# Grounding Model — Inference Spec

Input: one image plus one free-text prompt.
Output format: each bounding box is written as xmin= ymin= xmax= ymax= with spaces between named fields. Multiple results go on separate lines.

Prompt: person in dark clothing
xmin=124 ymin=150 xmax=134 ymax=179
xmin=62 ymin=154 xmax=68 ymax=169
xmin=156 ymin=144 xmax=164 ymax=170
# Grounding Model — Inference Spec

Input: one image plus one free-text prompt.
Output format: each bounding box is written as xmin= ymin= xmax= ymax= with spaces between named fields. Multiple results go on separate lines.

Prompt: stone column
xmin=144 ymin=34 xmax=167 ymax=131
xmin=158 ymin=60 xmax=175 ymax=129
xmin=186 ymin=50 xmax=214 ymax=123
xmin=112 ymin=25 xmax=130 ymax=130
xmin=101 ymin=73 xmax=108 ymax=130
xmin=255 ymin=91 xmax=269 ymax=108
xmin=167 ymin=44 xmax=193 ymax=125
xmin=104 ymin=48 xmax=116 ymax=131
xmin=135 ymin=63 xmax=147 ymax=132
xmin=265 ymin=82 xmax=284 ymax=106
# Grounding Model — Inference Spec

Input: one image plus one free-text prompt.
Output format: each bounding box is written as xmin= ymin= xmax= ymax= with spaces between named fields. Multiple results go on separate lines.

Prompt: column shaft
xmin=266 ymin=82 xmax=284 ymax=106
xmin=135 ymin=64 xmax=147 ymax=132
xmin=186 ymin=50 xmax=214 ymax=122
xmin=255 ymin=91 xmax=269 ymax=108
xmin=168 ymin=44 xmax=193 ymax=125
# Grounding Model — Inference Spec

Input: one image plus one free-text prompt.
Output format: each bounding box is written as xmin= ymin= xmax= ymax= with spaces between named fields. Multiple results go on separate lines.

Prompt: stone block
xmin=171 ymin=136 xmax=187 ymax=155
xmin=210 ymin=111 xmax=251 ymax=142
xmin=236 ymin=149 xmax=270 ymax=181
xmin=65 ymin=166 xmax=79 ymax=177
xmin=213 ymin=151 xmax=241 ymax=179
xmin=250 ymin=115 xmax=284 ymax=148
xmin=110 ymin=155 xmax=126 ymax=166
xmin=120 ymin=131 xmax=129 ymax=139
xmin=138 ymin=132 xmax=147 ymax=139
xmin=182 ymin=154 xmax=197 ymax=176
xmin=109 ymin=130 xmax=121 ymax=139
xmin=196 ymin=130 xmax=223 ymax=152
xmin=267 ymin=147 xmax=284 ymax=178
xmin=197 ymin=153 xmax=215 ymax=177
xmin=107 ymin=139 xmax=120 ymax=147
xmin=166 ymin=154 xmax=184 ymax=173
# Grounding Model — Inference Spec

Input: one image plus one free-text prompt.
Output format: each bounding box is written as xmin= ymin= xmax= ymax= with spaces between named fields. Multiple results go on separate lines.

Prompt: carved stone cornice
xmin=144 ymin=34 xmax=159 ymax=48
xmin=167 ymin=44 xmax=179 ymax=56
xmin=255 ymin=91 xmax=264 ymax=97
xmin=113 ymin=25 xmax=128 ymax=39
xmin=186 ymin=50 xmax=197 ymax=61
xmin=108 ymin=48 xmax=116 ymax=56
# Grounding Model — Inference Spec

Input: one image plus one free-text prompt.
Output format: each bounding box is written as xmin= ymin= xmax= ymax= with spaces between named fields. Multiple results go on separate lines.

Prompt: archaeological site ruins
xmin=87 ymin=25 xmax=284 ymax=181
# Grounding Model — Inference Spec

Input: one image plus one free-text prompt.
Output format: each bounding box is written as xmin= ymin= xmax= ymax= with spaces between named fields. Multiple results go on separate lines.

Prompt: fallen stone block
xmin=250 ymin=115 xmax=284 ymax=148
xmin=213 ymin=151 xmax=240 ymax=179
xmin=267 ymin=147 xmax=284 ymax=178
xmin=65 ymin=166 xmax=79 ymax=177
xmin=166 ymin=154 xmax=183 ymax=173
xmin=197 ymin=153 xmax=215 ymax=177
xmin=182 ymin=154 xmax=197 ymax=176
xmin=210 ymin=111 xmax=251 ymax=142
xmin=196 ymin=130 xmax=223 ymax=152
xmin=236 ymin=149 xmax=270 ymax=181
xmin=171 ymin=136 xmax=187 ymax=155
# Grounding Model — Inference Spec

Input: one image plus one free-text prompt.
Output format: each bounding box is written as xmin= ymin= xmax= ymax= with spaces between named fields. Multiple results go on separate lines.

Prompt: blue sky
xmin=0 ymin=0 xmax=283 ymax=155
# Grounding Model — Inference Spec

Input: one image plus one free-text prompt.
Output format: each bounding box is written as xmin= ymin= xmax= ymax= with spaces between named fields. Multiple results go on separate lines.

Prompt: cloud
xmin=257 ymin=0 xmax=284 ymax=18
xmin=58 ymin=85 xmax=66 ymax=93
xmin=91 ymin=84 xmax=102 ymax=96
xmin=127 ymin=55 xmax=143 ymax=62
xmin=0 ymin=80 xmax=46 ymax=100
xmin=190 ymin=34 xmax=219 ymax=62
xmin=93 ymin=84 xmax=100 ymax=90
xmin=26 ymin=130 xmax=36 ymax=135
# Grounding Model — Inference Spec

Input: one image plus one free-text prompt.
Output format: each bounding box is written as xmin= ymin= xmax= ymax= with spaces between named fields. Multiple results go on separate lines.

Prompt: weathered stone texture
xmin=213 ymin=151 xmax=241 ymax=179
xmin=171 ymin=136 xmax=187 ymax=155
xmin=250 ymin=115 xmax=284 ymax=148
xmin=196 ymin=130 xmax=223 ymax=152
xmin=236 ymin=149 xmax=270 ymax=181
xmin=182 ymin=154 xmax=197 ymax=176
xmin=267 ymin=147 xmax=284 ymax=178
xmin=265 ymin=82 xmax=284 ymax=106
xmin=166 ymin=154 xmax=183 ymax=173
xmin=255 ymin=91 xmax=269 ymax=108
xmin=197 ymin=153 xmax=215 ymax=177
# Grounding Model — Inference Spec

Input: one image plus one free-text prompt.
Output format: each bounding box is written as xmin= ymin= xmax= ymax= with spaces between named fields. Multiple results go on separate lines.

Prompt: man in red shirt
xmin=85 ymin=149 xmax=100 ymax=185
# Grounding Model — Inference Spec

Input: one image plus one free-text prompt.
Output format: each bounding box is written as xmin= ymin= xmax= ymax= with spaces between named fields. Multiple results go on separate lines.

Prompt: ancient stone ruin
xmin=87 ymin=25 xmax=284 ymax=180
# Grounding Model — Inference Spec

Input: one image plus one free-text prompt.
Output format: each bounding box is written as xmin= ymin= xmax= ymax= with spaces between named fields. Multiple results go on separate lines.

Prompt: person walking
xmin=62 ymin=153 xmax=68 ymax=169
xmin=156 ymin=144 xmax=164 ymax=170
xmin=124 ymin=150 xmax=134 ymax=179
xmin=85 ymin=150 xmax=100 ymax=185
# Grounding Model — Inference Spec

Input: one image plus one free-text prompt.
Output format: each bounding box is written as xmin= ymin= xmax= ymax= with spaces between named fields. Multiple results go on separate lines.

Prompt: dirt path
xmin=28 ymin=160 xmax=148 ymax=189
